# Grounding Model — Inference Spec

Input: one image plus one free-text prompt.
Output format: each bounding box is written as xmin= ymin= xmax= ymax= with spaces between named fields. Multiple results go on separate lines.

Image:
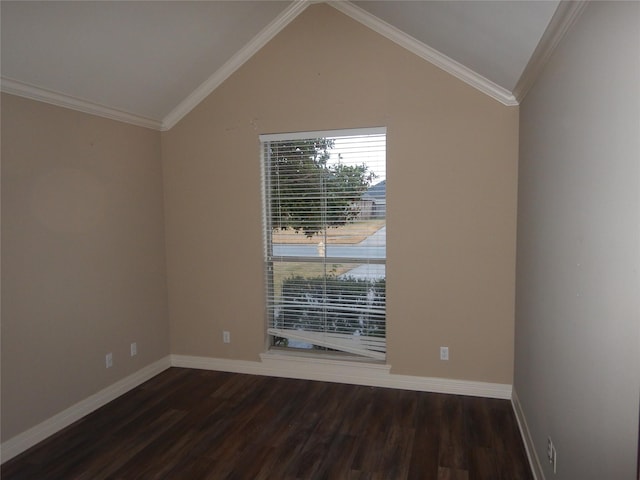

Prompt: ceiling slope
xmin=331 ymin=1 xmax=519 ymax=107
xmin=1 ymin=0 xmax=293 ymax=130
xmin=1 ymin=1 xmax=585 ymax=131
xmin=352 ymin=1 xmax=561 ymax=93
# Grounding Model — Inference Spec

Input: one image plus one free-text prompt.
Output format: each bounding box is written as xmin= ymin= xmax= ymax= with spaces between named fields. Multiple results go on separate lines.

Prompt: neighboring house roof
xmin=363 ymin=180 xmax=386 ymax=200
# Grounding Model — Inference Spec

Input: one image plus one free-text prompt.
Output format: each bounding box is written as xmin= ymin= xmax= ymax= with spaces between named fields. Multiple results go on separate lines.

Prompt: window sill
xmin=260 ymin=349 xmax=391 ymax=381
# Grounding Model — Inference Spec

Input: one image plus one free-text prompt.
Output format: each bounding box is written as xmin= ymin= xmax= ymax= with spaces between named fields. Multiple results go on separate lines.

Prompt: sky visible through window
xmin=327 ymin=134 xmax=386 ymax=184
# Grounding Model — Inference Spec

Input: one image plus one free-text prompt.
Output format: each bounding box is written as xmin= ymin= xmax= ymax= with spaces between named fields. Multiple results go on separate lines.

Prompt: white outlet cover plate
xmin=440 ymin=346 xmax=449 ymax=360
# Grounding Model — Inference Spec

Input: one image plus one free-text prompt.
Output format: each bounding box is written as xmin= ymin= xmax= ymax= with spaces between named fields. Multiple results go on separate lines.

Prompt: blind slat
xmin=268 ymin=328 xmax=386 ymax=360
xmin=263 ymin=129 xmax=386 ymax=359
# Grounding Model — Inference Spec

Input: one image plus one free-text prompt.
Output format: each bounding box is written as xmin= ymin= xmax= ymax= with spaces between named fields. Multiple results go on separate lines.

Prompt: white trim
xmin=161 ymin=0 xmax=312 ymax=130
xmin=267 ymin=328 xmax=386 ymax=361
xmin=0 ymin=357 xmax=171 ymax=464
xmin=512 ymin=388 xmax=545 ymax=480
xmin=260 ymin=126 xmax=386 ymax=142
xmin=2 ymin=0 xmax=524 ymax=130
xmin=328 ymin=1 xmax=518 ymax=107
xmin=0 ymin=77 xmax=164 ymax=131
xmin=513 ymin=1 xmax=589 ymax=102
xmin=0 ymin=355 xmax=513 ymax=465
xmin=170 ymin=353 xmax=512 ymax=399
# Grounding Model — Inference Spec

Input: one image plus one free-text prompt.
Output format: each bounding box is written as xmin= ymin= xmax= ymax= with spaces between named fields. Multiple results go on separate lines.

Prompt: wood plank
xmin=1 ymin=368 xmax=533 ymax=480
xmin=439 ymin=395 xmax=468 ymax=471
xmin=407 ymin=391 xmax=442 ymax=478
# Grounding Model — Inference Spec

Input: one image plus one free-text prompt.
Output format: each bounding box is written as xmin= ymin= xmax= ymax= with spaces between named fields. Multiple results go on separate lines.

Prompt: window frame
xmin=260 ymin=127 xmax=387 ymax=360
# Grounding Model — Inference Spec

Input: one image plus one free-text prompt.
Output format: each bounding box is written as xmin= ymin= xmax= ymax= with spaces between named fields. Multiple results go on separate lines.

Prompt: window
xmin=261 ymin=127 xmax=386 ymax=360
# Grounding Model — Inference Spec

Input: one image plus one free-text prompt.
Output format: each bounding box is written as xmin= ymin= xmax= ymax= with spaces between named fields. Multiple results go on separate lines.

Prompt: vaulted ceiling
xmin=1 ymin=1 xmax=581 ymax=131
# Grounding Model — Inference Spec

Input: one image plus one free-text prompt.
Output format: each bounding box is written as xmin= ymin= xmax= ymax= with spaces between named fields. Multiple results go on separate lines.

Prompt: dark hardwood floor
xmin=2 ymin=368 xmax=533 ymax=480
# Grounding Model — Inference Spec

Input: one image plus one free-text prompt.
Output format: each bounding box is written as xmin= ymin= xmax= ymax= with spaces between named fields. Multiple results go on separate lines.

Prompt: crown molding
xmin=161 ymin=0 xmax=312 ymax=131
xmin=3 ymin=0 xmax=529 ymax=130
xmin=0 ymin=77 xmax=164 ymax=131
xmin=328 ymin=1 xmax=518 ymax=107
xmin=513 ymin=1 xmax=589 ymax=103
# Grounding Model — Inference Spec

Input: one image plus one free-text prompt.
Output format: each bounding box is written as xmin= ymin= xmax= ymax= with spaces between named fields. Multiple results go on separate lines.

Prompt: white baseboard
xmin=2 ymin=353 xmax=514 ymax=465
xmin=0 ymin=356 xmax=171 ymax=463
xmin=171 ymin=352 xmax=512 ymax=399
xmin=512 ymin=388 xmax=545 ymax=480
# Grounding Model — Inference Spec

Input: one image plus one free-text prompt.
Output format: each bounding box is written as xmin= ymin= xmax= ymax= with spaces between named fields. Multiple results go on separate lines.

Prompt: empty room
xmin=2 ymin=1 xmax=639 ymax=479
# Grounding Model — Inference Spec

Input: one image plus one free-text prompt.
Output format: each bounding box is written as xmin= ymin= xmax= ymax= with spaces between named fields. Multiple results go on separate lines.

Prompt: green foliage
xmin=273 ymin=275 xmax=386 ymax=346
xmin=268 ymin=138 xmax=376 ymax=237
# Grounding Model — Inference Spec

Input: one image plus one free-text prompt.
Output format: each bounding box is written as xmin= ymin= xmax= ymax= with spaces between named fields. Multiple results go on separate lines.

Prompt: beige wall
xmin=162 ymin=4 xmax=519 ymax=383
xmin=1 ymin=94 xmax=170 ymax=441
xmin=1 ymin=3 xmax=520 ymax=445
xmin=515 ymin=2 xmax=640 ymax=479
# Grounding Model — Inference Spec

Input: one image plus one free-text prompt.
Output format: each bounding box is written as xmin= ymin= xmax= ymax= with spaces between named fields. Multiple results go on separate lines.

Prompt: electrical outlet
xmin=223 ymin=330 xmax=231 ymax=344
xmin=106 ymin=352 xmax=113 ymax=368
xmin=130 ymin=342 xmax=137 ymax=357
xmin=440 ymin=346 xmax=449 ymax=361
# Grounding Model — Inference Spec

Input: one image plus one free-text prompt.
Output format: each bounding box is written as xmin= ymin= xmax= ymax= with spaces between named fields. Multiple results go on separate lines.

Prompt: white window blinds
xmin=261 ymin=127 xmax=386 ymax=360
